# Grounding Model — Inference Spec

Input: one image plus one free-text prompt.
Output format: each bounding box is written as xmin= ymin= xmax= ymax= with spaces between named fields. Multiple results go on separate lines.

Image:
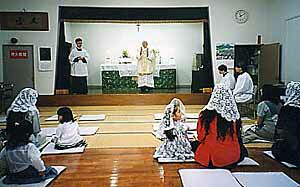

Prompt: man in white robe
xmin=136 ymin=41 xmax=155 ymax=93
xmin=233 ymin=64 xmax=254 ymax=103
xmin=69 ymin=38 xmax=89 ymax=94
xmin=218 ymin=64 xmax=235 ymax=90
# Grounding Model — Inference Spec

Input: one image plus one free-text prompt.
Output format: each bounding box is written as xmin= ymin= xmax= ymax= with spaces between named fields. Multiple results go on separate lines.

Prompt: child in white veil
xmin=153 ymin=98 xmax=193 ymax=160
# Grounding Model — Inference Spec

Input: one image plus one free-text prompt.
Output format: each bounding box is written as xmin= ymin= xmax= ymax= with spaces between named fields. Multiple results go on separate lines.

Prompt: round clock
xmin=235 ymin=9 xmax=249 ymax=24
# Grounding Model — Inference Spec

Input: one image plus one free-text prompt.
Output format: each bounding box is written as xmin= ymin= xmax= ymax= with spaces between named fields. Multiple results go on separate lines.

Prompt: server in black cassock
xmin=69 ymin=38 xmax=89 ymax=94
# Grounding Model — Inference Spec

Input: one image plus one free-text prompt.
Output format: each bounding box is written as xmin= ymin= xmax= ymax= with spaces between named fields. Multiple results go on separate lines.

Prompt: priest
xmin=136 ymin=41 xmax=155 ymax=93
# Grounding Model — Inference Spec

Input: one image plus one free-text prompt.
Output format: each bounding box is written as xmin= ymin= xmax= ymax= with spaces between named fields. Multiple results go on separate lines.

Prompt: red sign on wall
xmin=9 ymin=50 xmax=28 ymax=59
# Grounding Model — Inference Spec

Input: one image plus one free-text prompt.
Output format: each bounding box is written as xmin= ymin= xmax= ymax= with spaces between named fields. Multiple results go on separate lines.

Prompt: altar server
xmin=69 ymin=37 xmax=89 ymax=94
xmin=218 ymin=64 xmax=235 ymax=90
xmin=233 ymin=64 xmax=254 ymax=103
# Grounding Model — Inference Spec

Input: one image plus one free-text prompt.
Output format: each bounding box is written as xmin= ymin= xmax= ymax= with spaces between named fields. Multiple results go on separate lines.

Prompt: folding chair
xmin=237 ymin=85 xmax=258 ymax=119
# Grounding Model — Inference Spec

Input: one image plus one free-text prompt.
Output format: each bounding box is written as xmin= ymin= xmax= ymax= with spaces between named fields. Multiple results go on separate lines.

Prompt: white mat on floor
xmin=187 ymin=131 xmax=197 ymax=140
xmin=241 ymin=117 xmax=251 ymax=120
xmin=38 ymin=137 xmax=52 ymax=150
xmin=152 ymin=123 xmax=159 ymax=131
xmin=158 ymin=157 xmax=259 ymax=166
xmin=186 ymin=113 xmax=199 ymax=119
xmin=252 ymin=139 xmax=272 ymax=143
xmin=0 ymin=166 xmax=66 ymax=187
xmin=154 ymin=113 xmax=199 ymax=120
xmin=45 ymin=115 xmax=58 ymax=121
xmin=264 ymin=151 xmax=299 ymax=168
xmin=179 ymin=169 xmax=241 ymax=187
xmin=242 ymin=124 xmax=255 ymax=132
xmin=158 ymin=158 xmax=195 ymax=163
xmin=0 ymin=116 xmax=6 ymax=123
xmin=152 ymin=122 xmax=197 ymax=132
xmin=45 ymin=114 xmax=79 ymax=121
xmin=79 ymin=114 xmax=105 ymax=121
xmin=41 ymin=127 xmax=99 ymax=137
xmin=152 ymin=130 xmax=196 ymax=140
xmin=185 ymin=122 xmax=197 ymax=130
xmin=154 ymin=114 xmax=164 ymax=120
xmin=41 ymin=143 xmax=85 ymax=155
xmin=238 ymin=157 xmax=260 ymax=166
xmin=233 ymin=172 xmax=300 ymax=187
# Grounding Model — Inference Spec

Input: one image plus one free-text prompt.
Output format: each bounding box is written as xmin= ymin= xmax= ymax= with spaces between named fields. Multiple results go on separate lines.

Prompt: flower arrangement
xmin=122 ymin=49 xmax=130 ymax=58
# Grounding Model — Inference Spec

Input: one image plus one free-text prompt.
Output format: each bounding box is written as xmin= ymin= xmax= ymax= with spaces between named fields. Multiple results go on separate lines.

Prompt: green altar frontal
xmin=101 ymin=64 xmax=176 ymax=92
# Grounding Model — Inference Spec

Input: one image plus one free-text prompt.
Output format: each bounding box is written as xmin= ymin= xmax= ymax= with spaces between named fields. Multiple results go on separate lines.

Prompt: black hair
xmin=57 ymin=107 xmax=74 ymax=123
xmin=75 ymin=38 xmax=82 ymax=44
xmin=172 ymin=105 xmax=180 ymax=115
xmin=199 ymin=109 xmax=242 ymax=141
xmin=260 ymin=85 xmax=281 ymax=105
xmin=218 ymin=64 xmax=227 ymax=72
xmin=235 ymin=63 xmax=247 ymax=72
xmin=6 ymin=112 xmax=33 ymax=149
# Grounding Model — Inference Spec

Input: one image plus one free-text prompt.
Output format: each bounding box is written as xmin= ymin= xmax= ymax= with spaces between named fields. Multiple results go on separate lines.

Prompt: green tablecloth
xmin=102 ymin=69 xmax=176 ymax=91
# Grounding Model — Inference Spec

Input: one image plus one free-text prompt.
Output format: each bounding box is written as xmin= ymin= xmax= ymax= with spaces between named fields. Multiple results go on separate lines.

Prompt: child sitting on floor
xmin=53 ymin=107 xmax=86 ymax=150
xmin=0 ymin=112 xmax=57 ymax=185
xmin=153 ymin=98 xmax=194 ymax=160
xmin=243 ymin=85 xmax=282 ymax=143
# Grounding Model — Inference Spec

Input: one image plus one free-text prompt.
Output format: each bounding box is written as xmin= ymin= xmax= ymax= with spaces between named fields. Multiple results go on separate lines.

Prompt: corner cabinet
xmin=234 ymin=43 xmax=281 ymax=90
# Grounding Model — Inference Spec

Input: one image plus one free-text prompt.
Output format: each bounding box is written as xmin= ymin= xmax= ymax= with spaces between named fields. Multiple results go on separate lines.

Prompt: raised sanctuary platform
xmin=37 ymin=93 xmax=210 ymax=106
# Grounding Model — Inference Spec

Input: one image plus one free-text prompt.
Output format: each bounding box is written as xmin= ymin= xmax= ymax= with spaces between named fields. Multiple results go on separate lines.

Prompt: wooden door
xmin=259 ymin=43 xmax=280 ymax=89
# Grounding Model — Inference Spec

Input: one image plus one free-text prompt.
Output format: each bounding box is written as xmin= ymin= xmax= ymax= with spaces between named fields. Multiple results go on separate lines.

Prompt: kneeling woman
xmin=153 ymin=98 xmax=194 ymax=160
xmin=191 ymin=84 xmax=247 ymax=169
xmin=272 ymin=81 xmax=300 ymax=166
xmin=53 ymin=107 xmax=86 ymax=150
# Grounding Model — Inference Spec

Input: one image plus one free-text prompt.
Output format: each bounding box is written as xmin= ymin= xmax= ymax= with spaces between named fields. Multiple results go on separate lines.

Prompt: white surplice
xmin=220 ymin=72 xmax=236 ymax=90
xmin=233 ymin=72 xmax=254 ymax=103
xmin=69 ymin=47 xmax=89 ymax=77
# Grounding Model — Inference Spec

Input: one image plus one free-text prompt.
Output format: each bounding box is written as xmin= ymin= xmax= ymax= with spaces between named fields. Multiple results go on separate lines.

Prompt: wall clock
xmin=235 ymin=9 xmax=249 ymax=24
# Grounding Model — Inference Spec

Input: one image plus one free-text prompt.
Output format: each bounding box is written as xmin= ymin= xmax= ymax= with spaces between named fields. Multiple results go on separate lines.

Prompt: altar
xmin=100 ymin=64 xmax=176 ymax=91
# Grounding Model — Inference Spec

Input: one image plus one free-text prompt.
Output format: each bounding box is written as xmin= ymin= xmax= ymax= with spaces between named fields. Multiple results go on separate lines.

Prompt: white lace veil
xmin=7 ymin=88 xmax=39 ymax=115
xmin=284 ymin=81 xmax=300 ymax=108
xmin=203 ymin=83 xmax=240 ymax=122
xmin=156 ymin=98 xmax=186 ymax=139
xmin=167 ymin=98 xmax=186 ymax=120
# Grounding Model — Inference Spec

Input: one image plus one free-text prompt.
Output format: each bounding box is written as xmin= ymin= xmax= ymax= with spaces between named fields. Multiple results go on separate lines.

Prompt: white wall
xmin=270 ymin=0 xmax=300 ymax=83
xmin=67 ymin=23 xmax=203 ymax=86
xmin=1 ymin=0 xmax=277 ymax=94
xmin=0 ymin=0 xmax=59 ymax=95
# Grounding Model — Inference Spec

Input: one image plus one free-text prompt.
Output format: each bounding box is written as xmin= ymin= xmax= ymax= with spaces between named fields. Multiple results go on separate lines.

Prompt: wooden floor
xmin=44 ymin=148 xmax=300 ymax=187
xmin=4 ymin=104 xmax=299 ymax=186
